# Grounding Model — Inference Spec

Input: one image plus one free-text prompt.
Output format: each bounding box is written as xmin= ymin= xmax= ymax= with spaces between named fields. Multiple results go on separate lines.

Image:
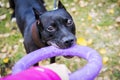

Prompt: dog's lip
xmin=47 ymin=41 xmax=67 ymax=49
xmin=47 ymin=41 xmax=76 ymax=49
xmin=47 ymin=41 xmax=60 ymax=48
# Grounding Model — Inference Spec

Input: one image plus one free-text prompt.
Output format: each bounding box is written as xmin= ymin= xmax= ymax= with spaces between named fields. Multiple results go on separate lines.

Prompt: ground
xmin=0 ymin=0 xmax=120 ymax=79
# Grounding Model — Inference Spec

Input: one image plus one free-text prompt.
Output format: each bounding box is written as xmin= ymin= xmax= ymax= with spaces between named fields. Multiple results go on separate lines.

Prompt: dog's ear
xmin=33 ymin=8 xmax=42 ymax=26
xmin=33 ymin=8 xmax=43 ymax=32
xmin=33 ymin=8 xmax=41 ymax=20
xmin=58 ymin=0 xmax=66 ymax=10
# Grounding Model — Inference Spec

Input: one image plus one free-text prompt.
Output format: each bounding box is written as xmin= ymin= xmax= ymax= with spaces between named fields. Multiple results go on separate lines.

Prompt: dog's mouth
xmin=47 ymin=40 xmax=74 ymax=58
xmin=47 ymin=41 xmax=60 ymax=48
xmin=47 ymin=40 xmax=75 ymax=49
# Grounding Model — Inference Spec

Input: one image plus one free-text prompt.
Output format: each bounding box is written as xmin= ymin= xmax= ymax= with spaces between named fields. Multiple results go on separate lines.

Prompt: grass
xmin=0 ymin=0 xmax=120 ymax=79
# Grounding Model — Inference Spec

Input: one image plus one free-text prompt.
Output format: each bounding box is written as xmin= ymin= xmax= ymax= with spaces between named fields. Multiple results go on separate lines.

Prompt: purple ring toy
xmin=12 ymin=44 xmax=102 ymax=80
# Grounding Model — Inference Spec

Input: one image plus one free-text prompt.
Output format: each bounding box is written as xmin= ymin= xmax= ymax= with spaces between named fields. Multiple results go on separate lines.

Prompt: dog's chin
xmin=64 ymin=56 xmax=73 ymax=59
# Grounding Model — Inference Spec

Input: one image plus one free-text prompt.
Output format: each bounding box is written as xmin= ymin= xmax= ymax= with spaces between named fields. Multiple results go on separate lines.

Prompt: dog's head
xmin=33 ymin=1 xmax=76 ymax=49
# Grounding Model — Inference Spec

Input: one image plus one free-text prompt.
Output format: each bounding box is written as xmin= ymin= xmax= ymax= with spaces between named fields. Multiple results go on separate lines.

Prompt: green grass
xmin=98 ymin=14 xmax=115 ymax=26
xmin=0 ymin=20 xmax=10 ymax=33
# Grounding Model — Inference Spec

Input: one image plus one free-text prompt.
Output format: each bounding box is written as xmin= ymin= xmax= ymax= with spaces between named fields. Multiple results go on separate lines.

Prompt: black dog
xmin=9 ymin=0 xmax=76 ymax=64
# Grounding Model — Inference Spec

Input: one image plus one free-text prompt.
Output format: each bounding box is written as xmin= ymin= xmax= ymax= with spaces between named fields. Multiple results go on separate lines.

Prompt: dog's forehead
xmin=40 ymin=9 xmax=72 ymax=21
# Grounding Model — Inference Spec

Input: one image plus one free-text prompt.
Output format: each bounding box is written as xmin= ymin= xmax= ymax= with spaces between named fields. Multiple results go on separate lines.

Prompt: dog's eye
xmin=66 ymin=19 xmax=73 ymax=26
xmin=47 ymin=26 xmax=56 ymax=32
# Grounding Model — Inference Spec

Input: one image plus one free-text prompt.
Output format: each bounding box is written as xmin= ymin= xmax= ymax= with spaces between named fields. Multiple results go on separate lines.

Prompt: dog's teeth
xmin=47 ymin=41 xmax=59 ymax=48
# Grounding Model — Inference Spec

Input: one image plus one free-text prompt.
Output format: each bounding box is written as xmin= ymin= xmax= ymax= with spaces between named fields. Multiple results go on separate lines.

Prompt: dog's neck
xmin=31 ymin=22 xmax=45 ymax=48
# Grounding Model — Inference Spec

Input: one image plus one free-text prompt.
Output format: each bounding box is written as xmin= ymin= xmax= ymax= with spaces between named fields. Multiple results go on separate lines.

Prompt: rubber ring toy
xmin=12 ymin=44 xmax=102 ymax=80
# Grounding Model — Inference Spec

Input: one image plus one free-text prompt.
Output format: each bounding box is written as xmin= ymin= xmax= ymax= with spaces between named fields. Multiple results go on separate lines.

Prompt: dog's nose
xmin=64 ymin=39 xmax=74 ymax=45
xmin=63 ymin=37 xmax=75 ymax=48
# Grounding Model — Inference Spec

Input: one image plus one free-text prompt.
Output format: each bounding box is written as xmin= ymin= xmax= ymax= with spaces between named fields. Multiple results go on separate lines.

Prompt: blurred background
xmin=0 ymin=0 xmax=120 ymax=79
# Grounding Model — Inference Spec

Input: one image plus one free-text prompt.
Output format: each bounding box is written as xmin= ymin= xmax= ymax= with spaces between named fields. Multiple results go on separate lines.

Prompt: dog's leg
xmin=24 ymin=40 xmax=55 ymax=64
xmin=24 ymin=41 xmax=39 ymax=66
xmin=9 ymin=0 xmax=15 ymax=18
xmin=50 ymin=57 xmax=56 ymax=63
xmin=23 ymin=41 xmax=30 ymax=53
